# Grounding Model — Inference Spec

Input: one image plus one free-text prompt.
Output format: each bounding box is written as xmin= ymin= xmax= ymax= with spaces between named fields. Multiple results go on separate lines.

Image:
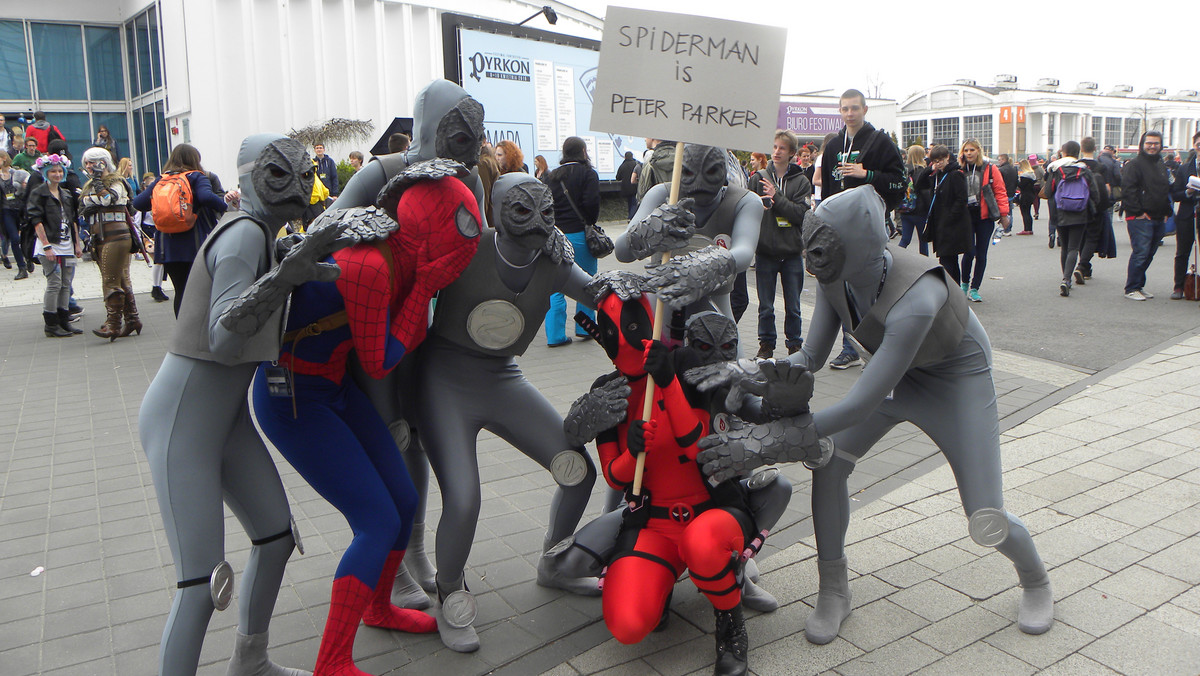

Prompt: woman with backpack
xmin=1044 ymin=141 xmax=1100 ymax=297
xmin=897 ymin=144 xmax=930 ymax=255
xmin=132 ymin=143 xmax=227 ymax=316
xmin=915 ymin=145 xmax=971 ymax=285
xmin=956 ymin=139 xmax=1010 ymax=302
xmin=542 ymin=136 xmax=600 ymax=347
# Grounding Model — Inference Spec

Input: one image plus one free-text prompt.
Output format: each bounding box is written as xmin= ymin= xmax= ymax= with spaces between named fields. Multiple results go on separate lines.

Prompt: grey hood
xmin=814 ymin=184 xmax=888 ymax=288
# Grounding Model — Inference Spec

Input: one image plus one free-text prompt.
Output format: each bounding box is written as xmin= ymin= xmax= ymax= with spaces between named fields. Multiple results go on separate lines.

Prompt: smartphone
xmin=761 ymin=195 xmax=772 ymax=208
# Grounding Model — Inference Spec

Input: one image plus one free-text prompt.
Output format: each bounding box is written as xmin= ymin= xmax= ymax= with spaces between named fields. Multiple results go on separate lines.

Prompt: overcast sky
xmin=566 ymin=0 xmax=1193 ymax=102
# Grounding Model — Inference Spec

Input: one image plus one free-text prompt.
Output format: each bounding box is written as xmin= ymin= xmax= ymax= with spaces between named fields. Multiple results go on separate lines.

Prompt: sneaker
xmin=1171 ymin=288 xmax=1185 ymax=300
xmin=756 ymin=342 xmax=774 ymax=360
xmin=1060 ymin=282 xmax=1070 ymax=297
xmin=1125 ymin=290 xmax=1147 ymax=301
xmin=787 ymin=344 xmax=802 ymax=355
xmin=968 ymin=288 xmax=983 ymax=302
xmin=1017 ymin=230 xmax=1033 ymax=235
xmin=960 ymin=282 xmax=969 ymax=295
xmin=992 ymin=228 xmax=1003 ymax=245
xmin=1048 ymin=232 xmax=1056 ymax=248
xmin=1139 ymin=289 xmax=1154 ymax=299
xmin=1003 ymin=229 xmax=1013 ymax=237
xmin=1073 ymin=269 xmax=1085 ymax=285
xmin=829 ymin=352 xmax=863 ymax=370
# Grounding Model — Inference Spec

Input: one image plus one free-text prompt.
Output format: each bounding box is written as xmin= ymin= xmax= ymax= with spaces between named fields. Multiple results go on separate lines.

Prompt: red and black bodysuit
xmin=587 ymin=293 xmax=754 ymax=645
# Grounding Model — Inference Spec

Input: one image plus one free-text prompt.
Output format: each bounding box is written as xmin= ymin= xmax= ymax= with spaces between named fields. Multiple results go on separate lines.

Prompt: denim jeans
xmin=41 ymin=254 xmax=76 ymax=313
xmin=1 ymin=209 xmax=26 ymax=268
xmin=960 ymin=215 xmax=995 ymax=290
xmin=545 ymin=229 xmax=597 ymax=344
xmin=755 ymin=254 xmax=804 ymax=349
xmin=1125 ymin=217 xmax=1165 ymax=293
xmin=898 ymin=213 xmax=928 ymax=255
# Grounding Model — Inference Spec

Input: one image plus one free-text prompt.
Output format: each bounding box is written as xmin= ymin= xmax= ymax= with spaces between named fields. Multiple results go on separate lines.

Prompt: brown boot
xmin=119 ymin=288 xmax=142 ymax=337
xmin=92 ymin=294 xmax=124 ymax=341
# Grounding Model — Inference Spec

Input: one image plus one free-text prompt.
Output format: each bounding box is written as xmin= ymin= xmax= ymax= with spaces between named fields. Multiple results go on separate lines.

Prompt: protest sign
xmin=590 ymin=7 xmax=786 ymax=152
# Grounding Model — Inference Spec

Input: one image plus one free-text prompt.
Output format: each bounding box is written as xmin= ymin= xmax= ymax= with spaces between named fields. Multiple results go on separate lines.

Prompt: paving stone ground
xmin=0 ymin=235 xmax=1196 ymax=675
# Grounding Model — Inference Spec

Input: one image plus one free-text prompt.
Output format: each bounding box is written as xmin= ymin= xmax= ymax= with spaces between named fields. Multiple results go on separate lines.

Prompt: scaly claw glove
xmin=563 ymin=375 xmax=631 ymax=446
xmin=585 ymin=270 xmax=650 ymax=304
xmin=740 ymin=359 xmax=815 ymax=418
xmin=687 ymin=358 xmax=760 ymax=412
xmin=644 ymin=245 xmax=737 ymax=310
xmin=624 ymin=198 xmax=697 ymax=259
xmin=643 ymin=340 xmax=674 ymax=388
xmin=697 ymin=412 xmax=827 ymax=483
xmin=542 ymin=228 xmax=576 ymax=266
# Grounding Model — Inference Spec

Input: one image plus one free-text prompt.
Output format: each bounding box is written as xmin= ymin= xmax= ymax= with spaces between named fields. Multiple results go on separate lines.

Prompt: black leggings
xmin=163 ymin=261 xmax=192 ymax=317
xmin=1019 ymin=202 xmax=1034 ymax=232
xmin=938 ymin=255 xmax=961 ymax=284
xmin=1057 ymin=224 xmax=1085 ymax=283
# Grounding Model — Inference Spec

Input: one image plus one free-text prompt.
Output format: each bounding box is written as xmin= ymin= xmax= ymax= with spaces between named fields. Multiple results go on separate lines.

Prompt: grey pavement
xmin=0 ymin=217 xmax=1198 ymax=676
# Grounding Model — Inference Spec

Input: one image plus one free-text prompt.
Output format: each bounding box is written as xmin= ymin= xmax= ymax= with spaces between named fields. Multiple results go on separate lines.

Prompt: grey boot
xmin=740 ymin=575 xmax=778 ymax=613
xmin=406 ymin=521 xmax=437 ymax=593
xmin=225 ymin=630 xmax=310 ymax=676
xmin=390 ymin=560 xmax=432 ymax=610
xmin=804 ymin=556 xmax=852 ymax=645
xmin=1016 ymin=563 xmax=1054 ymax=635
xmin=537 ymin=538 xmax=601 ymax=596
xmin=435 ymin=575 xmax=480 ymax=653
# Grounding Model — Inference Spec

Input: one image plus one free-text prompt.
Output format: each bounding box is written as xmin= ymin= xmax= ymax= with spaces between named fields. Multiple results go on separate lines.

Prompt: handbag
xmin=556 ymin=179 xmax=613 ymax=258
xmin=1185 ymin=243 xmax=1199 ymax=301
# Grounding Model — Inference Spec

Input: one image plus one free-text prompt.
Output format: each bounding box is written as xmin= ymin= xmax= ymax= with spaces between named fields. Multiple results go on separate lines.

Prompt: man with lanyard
xmin=817 ymin=88 xmax=906 ymax=370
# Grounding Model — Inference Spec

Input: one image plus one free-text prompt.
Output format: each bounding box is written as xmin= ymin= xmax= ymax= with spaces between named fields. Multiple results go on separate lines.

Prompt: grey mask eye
xmin=456 ymin=203 xmax=480 ymax=238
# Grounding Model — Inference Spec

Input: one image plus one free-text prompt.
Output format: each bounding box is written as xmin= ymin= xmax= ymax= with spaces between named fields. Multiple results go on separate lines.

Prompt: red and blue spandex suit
xmin=591 ymin=294 xmax=752 ymax=645
xmin=253 ymin=176 xmax=480 ymax=675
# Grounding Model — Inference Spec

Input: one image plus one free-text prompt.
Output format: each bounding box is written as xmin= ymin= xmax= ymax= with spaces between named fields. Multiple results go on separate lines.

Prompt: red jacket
xmin=974 ymin=162 xmax=1010 ymax=220
xmin=25 ymin=124 xmax=64 ymax=153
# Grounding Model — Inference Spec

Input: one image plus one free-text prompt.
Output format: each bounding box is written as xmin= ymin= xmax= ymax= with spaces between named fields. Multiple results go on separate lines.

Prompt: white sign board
xmin=590 ymin=7 xmax=787 ymax=152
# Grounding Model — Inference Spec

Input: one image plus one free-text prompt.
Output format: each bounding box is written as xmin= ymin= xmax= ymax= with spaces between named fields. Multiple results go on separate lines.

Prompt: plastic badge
xmin=264 ymin=366 xmax=293 ymax=397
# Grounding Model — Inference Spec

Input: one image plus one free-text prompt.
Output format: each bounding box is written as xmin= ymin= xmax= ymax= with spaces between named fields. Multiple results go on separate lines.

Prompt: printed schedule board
xmin=447 ymin=18 xmax=646 ymax=181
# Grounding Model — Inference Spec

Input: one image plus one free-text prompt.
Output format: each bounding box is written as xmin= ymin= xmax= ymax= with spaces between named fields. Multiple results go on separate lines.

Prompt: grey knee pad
xmin=389 ymin=419 xmax=412 ymax=452
xmin=177 ymin=561 xmax=235 ymax=611
xmin=550 ymin=450 xmax=588 ymax=487
xmin=745 ymin=466 xmax=779 ymax=491
xmin=968 ymin=507 xmax=1010 ymax=547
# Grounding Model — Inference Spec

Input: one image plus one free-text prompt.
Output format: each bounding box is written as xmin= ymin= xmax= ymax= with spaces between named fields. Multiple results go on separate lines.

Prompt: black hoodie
xmin=1121 ymin=133 xmax=1172 ymax=220
xmin=819 ymin=121 xmax=906 ymax=210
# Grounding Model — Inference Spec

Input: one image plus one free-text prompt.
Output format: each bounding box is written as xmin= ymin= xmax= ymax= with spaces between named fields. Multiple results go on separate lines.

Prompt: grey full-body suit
xmin=416 ymin=173 xmax=599 ymax=652
xmin=333 ymin=80 xmax=489 ymax=602
xmin=614 ymin=145 xmax=762 ymax=321
xmin=696 ymin=186 xmax=1053 ymax=643
xmin=138 ymin=135 xmax=318 ymax=676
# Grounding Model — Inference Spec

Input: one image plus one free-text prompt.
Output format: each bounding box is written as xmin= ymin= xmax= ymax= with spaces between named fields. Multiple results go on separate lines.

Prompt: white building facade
xmin=0 ymin=0 xmax=602 ymax=180
xmin=896 ymin=78 xmax=1200 ymax=160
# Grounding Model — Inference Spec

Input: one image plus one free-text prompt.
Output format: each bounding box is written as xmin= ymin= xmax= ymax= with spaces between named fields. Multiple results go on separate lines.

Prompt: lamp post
xmin=516 ymin=6 xmax=558 ymax=26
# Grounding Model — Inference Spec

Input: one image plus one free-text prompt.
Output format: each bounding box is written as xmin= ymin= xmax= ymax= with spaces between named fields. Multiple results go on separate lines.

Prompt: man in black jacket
xmin=748 ymin=130 xmax=811 ymax=359
xmin=615 ymin=151 xmax=640 ymax=219
xmin=997 ymin=155 xmax=1018 ymax=234
xmin=1121 ymin=131 xmax=1172 ymax=301
xmin=1169 ymin=131 xmax=1200 ymax=299
xmin=819 ymin=89 xmax=906 ymax=369
xmin=1075 ymin=137 xmax=1113 ymax=284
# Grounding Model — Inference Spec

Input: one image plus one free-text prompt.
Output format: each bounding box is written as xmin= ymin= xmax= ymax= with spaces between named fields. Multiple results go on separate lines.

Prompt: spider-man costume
xmin=590 ymin=293 xmax=753 ymax=646
xmin=253 ymin=176 xmax=480 ymax=675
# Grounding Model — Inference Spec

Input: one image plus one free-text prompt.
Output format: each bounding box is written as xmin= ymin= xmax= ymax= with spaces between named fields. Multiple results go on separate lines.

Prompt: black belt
xmin=647 ymin=499 xmax=715 ymax=524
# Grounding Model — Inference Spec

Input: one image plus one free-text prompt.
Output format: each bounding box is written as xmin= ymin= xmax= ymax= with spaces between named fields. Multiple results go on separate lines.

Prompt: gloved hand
xmin=563 ymin=375 xmax=631 ymax=446
xmin=585 ymin=270 xmax=650 ymax=304
xmin=626 ymin=419 xmax=648 ymax=459
xmin=644 ymin=245 xmax=737 ymax=310
xmin=642 ymin=340 xmax=674 ymax=388
xmin=625 ymin=198 xmax=696 ymax=259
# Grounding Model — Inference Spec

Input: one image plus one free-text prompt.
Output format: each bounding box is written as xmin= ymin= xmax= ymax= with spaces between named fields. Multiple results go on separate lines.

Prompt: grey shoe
xmin=225 ymin=630 xmax=310 ymax=676
xmin=390 ymin=561 xmax=432 ymax=610
xmin=740 ymin=575 xmax=778 ymax=613
xmin=1015 ymin=564 xmax=1054 ymax=635
xmin=805 ymin=557 xmax=852 ymax=645
xmin=1073 ymin=269 xmax=1085 ymax=285
xmin=829 ymin=352 xmax=862 ymax=370
xmin=436 ymin=578 xmax=480 ymax=653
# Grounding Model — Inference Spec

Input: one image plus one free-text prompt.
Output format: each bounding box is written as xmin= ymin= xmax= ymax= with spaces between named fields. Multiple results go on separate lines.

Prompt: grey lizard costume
xmin=138 ymin=134 xmax=323 ymax=676
xmin=695 ymin=185 xmax=1054 ymax=644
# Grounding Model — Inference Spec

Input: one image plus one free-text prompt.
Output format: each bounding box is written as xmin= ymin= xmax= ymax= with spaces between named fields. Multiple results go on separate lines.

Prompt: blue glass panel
xmin=136 ymin=13 xmax=152 ymax=96
xmin=0 ymin=21 xmax=31 ymax=99
xmin=92 ymin=111 xmax=130 ymax=165
xmin=86 ymin=27 xmax=125 ymax=101
xmin=125 ymin=22 xmax=140 ymax=97
xmin=154 ymin=101 xmax=168 ymax=173
xmin=48 ymin=111 xmax=92 ymax=181
xmin=31 ymin=23 xmax=86 ymax=100
xmin=147 ymin=6 xmax=161 ymax=90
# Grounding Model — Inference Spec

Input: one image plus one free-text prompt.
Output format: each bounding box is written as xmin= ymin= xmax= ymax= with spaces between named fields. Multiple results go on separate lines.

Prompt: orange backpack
xmin=151 ymin=171 xmax=198 ymax=233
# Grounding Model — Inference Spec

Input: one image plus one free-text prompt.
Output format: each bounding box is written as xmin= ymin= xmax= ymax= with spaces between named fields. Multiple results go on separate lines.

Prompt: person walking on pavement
xmin=1169 ymin=132 xmax=1200 ymax=299
xmin=956 ymin=139 xmax=1010 ymax=302
xmin=26 ymin=153 xmax=82 ymax=337
xmin=1043 ymin=141 xmax=1100 ymax=298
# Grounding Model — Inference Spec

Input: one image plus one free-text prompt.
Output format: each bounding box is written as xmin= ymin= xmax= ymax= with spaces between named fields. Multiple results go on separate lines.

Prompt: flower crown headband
xmin=34 ymin=154 xmax=71 ymax=171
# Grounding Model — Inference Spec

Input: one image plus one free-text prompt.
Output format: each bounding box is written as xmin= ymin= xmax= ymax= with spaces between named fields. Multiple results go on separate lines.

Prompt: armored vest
xmin=170 ymin=213 xmax=285 ymax=366
xmin=827 ymin=245 xmax=969 ymax=369
xmin=429 ymin=231 xmax=562 ymax=357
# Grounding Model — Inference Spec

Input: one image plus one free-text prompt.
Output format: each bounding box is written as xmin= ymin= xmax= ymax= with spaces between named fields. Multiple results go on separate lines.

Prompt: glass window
xmin=86 ymin=26 xmax=125 ymax=101
xmin=1091 ymin=116 xmax=1103 ymax=144
xmin=125 ymin=21 xmax=140 ymax=97
xmin=136 ymin=13 xmax=153 ymax=97
xmin=93 ymin=111 xmax=130 ymax=164
xmin=0 ymin=20 xmax=31 ymax=99
xmin=931 ymin=117 xmax=959 ymax=149
xmin=32 ymin=23 xmax=87 ymax=100
xmin=901 ymin=120 xmax=926 ymax=150
xmin=147 ymin=6 xmax=162 ymax=89
xmin=1124 ymin=118 xmax=1142 ymax=146
xmin=154 ymin=101 xmax=168 ymax=173
xmin=47 ymin=111 xmax=92 ymax=181
xmin=1106 ymin=118 xmax=1122 ymax=148
xmin=1047 ymin=115 xmax=1056 ymax=148
xmin=963 ymin=115 xmax=992 ymax=155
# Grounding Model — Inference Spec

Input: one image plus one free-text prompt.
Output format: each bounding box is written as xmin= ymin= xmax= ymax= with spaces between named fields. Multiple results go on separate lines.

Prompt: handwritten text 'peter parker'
xmin=608 ymin=95 xmax=760 ymax=129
